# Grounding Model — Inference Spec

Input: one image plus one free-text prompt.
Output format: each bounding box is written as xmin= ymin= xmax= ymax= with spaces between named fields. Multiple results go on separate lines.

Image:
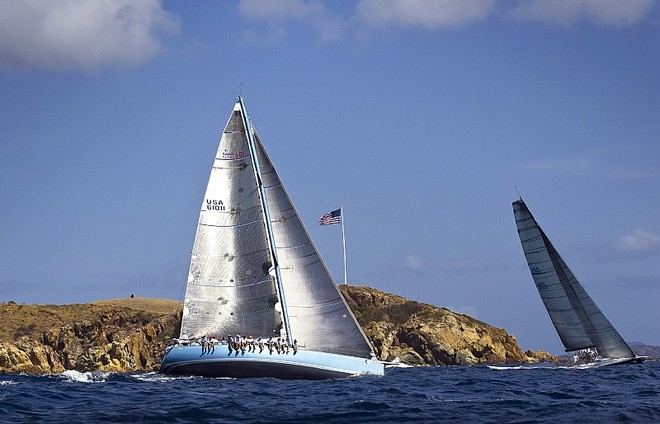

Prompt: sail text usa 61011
xmin=159 ymin=98 xmax=384 ymax=379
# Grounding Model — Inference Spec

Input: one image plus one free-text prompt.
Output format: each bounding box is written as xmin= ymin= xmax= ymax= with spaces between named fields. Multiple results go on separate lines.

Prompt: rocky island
xmin=0 ymin=286 xmax=556 ymax=374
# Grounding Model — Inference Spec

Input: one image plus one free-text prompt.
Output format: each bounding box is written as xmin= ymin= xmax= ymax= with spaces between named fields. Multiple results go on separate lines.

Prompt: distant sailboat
xmin=512 ymin=198 xmax=646 ymax=366
xmin=159 ymin=97 xmax=383 ymax=379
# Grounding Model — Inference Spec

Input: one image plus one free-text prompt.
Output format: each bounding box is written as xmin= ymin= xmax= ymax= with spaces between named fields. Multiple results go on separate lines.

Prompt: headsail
xmin=513 ymin=198 xmax=635 ymax=359
xmin=254 ymin=131 xmax=373 ymax=358
xmin=180 ymin=98 xmax=373 ymax=359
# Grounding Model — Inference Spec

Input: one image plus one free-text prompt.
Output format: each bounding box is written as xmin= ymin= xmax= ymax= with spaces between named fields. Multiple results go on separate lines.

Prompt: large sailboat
xmin=159 ymin=97 xmax=384 ymax=379
xmin=512 ymin=198 xmax=645 ymax=366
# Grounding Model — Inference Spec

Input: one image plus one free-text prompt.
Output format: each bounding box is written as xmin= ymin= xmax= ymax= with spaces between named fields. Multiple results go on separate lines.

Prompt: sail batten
xmin=513 ymin=199 xmax=635 ymax=359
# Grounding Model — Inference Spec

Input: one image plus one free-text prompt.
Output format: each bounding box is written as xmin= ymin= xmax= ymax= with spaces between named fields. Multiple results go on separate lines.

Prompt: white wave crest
xmin=488 ymin=364 xmax=557 ymax=371
xmin=59 ymin=370 xmax=110 ymax=383
xmin=130 ymin=371 xmax=190 ymax=382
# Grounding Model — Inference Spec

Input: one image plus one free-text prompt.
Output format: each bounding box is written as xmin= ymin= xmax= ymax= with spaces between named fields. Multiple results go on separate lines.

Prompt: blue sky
xmin=1 ymin=0 xmax=658 ymax=355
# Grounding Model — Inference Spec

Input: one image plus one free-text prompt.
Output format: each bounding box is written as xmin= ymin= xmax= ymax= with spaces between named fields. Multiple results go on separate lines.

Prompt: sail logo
xmin=536 ymin=281 xmax=548 ymax=290
xmin=530 ymin=266 xmax=543 ymax=275
xmin=222 ymin=150 xmax=245 ymax=159
xmin=206 ymin=199 xmax=225 ymax=211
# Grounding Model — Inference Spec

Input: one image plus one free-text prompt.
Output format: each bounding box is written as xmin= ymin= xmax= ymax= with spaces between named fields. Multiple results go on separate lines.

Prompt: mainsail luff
xmin=513 ymin=199 xmax=635 ymax=359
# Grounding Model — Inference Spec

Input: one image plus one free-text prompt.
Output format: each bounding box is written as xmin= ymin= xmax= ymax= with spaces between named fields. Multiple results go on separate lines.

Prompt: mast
xmin=238 ymin=96 xmax=293 ymax=342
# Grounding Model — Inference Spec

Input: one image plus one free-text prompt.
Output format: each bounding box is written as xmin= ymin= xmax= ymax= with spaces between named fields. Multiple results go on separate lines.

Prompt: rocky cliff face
xmin=0 ymin=299 xmax=180 ymax=374
xmin=0 ymin=287 xmax=554 ymax=374
xmin=340 ymin=286 xmax=550 ymax=366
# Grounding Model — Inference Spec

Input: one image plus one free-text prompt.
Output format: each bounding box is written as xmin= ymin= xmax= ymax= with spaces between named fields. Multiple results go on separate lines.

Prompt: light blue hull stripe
xmin=160 ymin=345 xmax=384 ymax=378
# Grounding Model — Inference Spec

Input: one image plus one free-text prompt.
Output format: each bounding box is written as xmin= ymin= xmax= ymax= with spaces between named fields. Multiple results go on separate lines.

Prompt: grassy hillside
xmin=1 ymin=298 xmax=181 ymax=342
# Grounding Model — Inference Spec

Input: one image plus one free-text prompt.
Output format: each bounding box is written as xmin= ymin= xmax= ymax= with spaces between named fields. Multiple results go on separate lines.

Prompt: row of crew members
xmin=223 ymin=335 xmax=299 ymax=355
xmin=173 ymin=334 xmax=298 ymax=355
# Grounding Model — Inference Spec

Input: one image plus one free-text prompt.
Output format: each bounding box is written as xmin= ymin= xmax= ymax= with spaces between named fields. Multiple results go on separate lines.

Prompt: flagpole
xmin=339 ymin=205 xmax=348 ymax=286
xmin=341 ymin=204 xmax=347 ymax=285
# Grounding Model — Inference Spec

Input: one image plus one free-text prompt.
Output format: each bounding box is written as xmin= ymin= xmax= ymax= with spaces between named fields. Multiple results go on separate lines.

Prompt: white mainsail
xmin=513 ymin=198 xmax=635 ymax=359
xmin=180 ymin=98 xmax=373 ymax=359
xmin=180 ymin=102 xmax=282 ymax=340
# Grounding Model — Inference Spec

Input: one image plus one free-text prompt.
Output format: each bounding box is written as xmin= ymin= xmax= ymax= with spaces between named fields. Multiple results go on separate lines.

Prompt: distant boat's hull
xmin=159 ymin=345 xmax=384 ymax=379
xmin=574 ymin=356 xmax=648 ymax=368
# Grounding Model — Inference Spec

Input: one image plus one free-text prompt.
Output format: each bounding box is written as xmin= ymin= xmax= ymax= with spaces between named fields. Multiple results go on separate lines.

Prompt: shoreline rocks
xmin=0 ymin=287 xmax=556 ymax=374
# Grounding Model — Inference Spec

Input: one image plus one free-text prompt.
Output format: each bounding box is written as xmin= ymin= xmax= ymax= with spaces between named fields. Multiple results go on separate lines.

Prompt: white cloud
xmin=508 ymin=0 xmax=656 ymax=27
xmin=440 ymin=259 xmax=496 ymax=271
xmin=355 ymin=0 xmax=495 ymax=29
xmin=0 ymin=0 xmax=179 ymax=72
xmin=237 ymin=0 xmax=656 ymax=43
xmin=404 ymin=255 xmax=424 ymax=269
xmin=614 ymin=230 xmax=660 ymax=253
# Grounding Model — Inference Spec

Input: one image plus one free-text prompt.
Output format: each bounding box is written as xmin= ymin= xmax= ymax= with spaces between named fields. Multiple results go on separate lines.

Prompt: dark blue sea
xmin=2 ymin=362 xmax=659 ymax=423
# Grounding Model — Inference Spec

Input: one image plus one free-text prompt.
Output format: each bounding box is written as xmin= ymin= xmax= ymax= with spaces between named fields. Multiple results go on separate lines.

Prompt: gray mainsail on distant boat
xmin=159 ymin=97 xmax=383 ymax=379
xmin=512 ymin=198 xmax=644 ymax=366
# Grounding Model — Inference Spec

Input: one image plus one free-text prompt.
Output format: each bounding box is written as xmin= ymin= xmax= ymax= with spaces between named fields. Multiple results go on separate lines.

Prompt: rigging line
xmin=515 ymin=185 xmax=522 ymax=199
xmin=233 ymin=83 xmax=244 ymax=98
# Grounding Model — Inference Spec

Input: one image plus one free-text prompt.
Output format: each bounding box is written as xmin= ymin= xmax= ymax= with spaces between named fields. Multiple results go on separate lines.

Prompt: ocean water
xmin=1 ymin=362 xmax=659 ymax=423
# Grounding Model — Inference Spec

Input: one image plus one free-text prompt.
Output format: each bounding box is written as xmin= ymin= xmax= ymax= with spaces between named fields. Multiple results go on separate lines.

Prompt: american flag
xmin=319 ymin=208 xmax=342 ymax=226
